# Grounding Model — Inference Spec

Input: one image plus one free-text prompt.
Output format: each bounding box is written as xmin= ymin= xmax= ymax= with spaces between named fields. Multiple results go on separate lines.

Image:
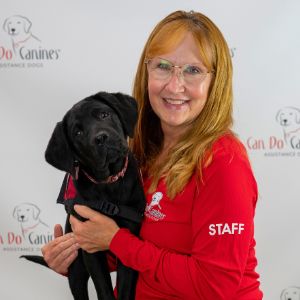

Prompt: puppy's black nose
xmin=11 ymin=28 xmax=15 ymax=32
xmin=95 ymin=133 xmax=108 ymax=145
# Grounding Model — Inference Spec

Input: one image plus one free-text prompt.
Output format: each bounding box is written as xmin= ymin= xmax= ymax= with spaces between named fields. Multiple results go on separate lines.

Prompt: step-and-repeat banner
xmin=1 ymin=1 xmax=299 ymax=299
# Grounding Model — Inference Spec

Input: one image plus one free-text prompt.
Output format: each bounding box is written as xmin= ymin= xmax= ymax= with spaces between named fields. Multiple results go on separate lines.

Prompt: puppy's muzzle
xmin=95 ymin=132 xmax=109 ymax=145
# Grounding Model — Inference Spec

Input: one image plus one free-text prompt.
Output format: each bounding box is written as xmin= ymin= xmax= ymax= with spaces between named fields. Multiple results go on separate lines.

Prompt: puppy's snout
xmin=95 ymin=133 xmax=109 ymax=145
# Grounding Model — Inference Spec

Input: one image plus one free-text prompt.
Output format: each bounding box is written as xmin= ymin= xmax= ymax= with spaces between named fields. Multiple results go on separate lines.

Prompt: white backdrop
xmin=1 ymin=1 xmax=300 ymax=299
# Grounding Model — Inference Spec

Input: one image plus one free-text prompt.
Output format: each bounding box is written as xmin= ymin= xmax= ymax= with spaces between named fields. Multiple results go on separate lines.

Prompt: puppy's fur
xmin=22 ymin=92 xmax=145 ymax=300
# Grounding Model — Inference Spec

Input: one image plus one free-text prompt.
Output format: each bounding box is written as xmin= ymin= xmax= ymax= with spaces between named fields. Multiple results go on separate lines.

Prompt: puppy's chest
xmin=57 ymin=174 xmax=130 ymax=213
xmin=78 ymin=182 xmax=124 ymax=205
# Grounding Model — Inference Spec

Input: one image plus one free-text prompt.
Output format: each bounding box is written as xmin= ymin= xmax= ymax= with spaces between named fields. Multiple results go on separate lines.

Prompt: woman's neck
xmin=161 ymin=123 xmax=189 ymax=152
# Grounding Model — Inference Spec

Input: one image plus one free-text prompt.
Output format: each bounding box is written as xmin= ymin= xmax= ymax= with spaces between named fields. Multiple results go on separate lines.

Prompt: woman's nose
xmin=164 ymin=69 xmax=185 ymax=93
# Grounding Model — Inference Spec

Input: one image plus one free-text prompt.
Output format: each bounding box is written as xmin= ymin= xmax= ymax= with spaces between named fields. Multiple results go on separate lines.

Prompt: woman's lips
xmin=162 ymin=98 xmax=190 ymax=109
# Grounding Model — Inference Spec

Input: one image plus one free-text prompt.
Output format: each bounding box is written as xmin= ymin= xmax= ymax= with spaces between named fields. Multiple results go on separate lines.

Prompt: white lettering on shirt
xmin=208 ymin=223 xmax=245 ymax=235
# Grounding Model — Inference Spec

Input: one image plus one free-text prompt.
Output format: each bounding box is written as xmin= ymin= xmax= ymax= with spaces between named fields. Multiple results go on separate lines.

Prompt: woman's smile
xmin=163 ymin=97 xmax=190 ymax=109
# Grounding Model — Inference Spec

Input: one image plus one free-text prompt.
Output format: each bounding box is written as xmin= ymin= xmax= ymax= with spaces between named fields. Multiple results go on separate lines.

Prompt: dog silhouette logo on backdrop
xmin=276 ymin=106 xmax=300 ymax=149
xmin=2 ymin=15 xmax=41 ymax=54
xmin=13 ymin=203 xmax=48 ymax=240
xmin=280 ymin=286 xmax=300 ymax=300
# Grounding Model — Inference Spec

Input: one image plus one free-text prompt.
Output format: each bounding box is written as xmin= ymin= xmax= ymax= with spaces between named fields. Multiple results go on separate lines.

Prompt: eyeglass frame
xmin=144 ymin=57 xmax=215 ymax=85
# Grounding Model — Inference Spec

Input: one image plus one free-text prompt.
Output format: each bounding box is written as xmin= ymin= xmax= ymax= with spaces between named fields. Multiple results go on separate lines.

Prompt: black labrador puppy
xmin=22 ymin=92 xmax=146 ymax=300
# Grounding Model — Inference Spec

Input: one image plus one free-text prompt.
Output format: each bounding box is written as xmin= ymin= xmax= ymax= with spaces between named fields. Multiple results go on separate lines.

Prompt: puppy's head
xmin=45 ymin=92 xmax=138 ymax=180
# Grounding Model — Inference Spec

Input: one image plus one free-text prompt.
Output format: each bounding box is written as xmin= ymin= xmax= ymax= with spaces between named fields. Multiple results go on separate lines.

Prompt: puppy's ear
xmin=93 ymin=92 xmax=138 ymax=137
xmin=112 ymin=93 xmax=138 ymax=137
xmin=45 ymin=121 xmax=74 ymax=173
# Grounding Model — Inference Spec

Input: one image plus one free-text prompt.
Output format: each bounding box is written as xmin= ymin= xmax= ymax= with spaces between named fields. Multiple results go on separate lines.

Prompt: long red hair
xmin=130 ymin=10 xmax=233 ymax=198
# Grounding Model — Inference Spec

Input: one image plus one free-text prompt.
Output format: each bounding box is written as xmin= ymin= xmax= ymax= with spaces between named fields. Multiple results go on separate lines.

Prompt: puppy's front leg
xmin=117 ymin=260 xmax=138 ymax=300
xmin=83 ymin=251 xmax=115 ymax=300
xmin=68 ymin=249 xmax=90 ymax=300
xmin=65 ymin=215 xmax=91 ymax=300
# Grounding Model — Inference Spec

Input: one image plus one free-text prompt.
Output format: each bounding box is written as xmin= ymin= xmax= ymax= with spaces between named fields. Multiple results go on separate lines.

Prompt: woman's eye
xmin=184 ymin=65 xmax=203 ymax=75
xmin=157 ymin=62 xmax=172 ymax=71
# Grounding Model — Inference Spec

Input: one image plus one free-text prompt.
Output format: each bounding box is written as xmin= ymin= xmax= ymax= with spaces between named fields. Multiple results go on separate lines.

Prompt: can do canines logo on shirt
xmin=0 ymin=203 xmax=53 ymax=253
xmin=246 ymin=106 xmax=300 ymax=157
xmin=0 ymin=15 xmax=61 ymax=68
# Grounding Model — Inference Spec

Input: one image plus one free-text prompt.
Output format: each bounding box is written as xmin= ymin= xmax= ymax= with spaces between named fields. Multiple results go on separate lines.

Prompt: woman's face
xmin=147 ymin=32 xmax=212 ymax=136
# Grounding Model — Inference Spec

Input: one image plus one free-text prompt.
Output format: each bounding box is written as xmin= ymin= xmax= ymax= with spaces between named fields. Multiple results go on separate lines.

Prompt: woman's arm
xmin=109 ymin=154 xmax=259 ymax=299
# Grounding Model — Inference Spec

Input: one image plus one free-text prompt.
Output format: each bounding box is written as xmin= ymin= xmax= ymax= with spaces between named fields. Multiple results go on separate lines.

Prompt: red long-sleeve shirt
xmin=110 ymin=135 xmax=263 ymax=299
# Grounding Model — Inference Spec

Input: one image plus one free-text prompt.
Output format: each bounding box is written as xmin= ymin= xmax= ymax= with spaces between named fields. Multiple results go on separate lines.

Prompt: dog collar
xmin=75 ymin=155 xmax=129 ymax=184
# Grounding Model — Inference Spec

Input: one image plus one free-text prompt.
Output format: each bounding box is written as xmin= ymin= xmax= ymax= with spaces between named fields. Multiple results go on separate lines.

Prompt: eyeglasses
xmin=145 ymin=57 xmax=214 ymax=86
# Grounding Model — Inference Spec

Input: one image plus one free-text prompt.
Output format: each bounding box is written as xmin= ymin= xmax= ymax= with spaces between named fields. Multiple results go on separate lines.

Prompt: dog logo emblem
xmin=280 ymin=286 xmax=300 ymax=300
xmin=13 ymin=203 xmax=48 ymax=239
xmin=147 ymin=192 xmax=163 ymax=211
xmin=145 ymin=192 xmax=166 ymax=221
xmin=276 ymin=106 xmax=300 ymax=149
xmin=3 ymin=15 xmax=41 ymax=53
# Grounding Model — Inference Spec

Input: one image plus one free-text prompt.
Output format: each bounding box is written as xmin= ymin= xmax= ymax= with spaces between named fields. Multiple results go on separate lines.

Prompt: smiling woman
xmin=41 ymin=10 xmax=263 ymax=300
xmin=146 ymin=32 xmax=212 ymax=139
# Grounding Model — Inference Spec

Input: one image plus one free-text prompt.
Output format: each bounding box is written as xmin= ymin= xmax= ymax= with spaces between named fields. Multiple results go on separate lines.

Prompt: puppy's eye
xmin=97 ymin=112 xmax=110 ymax=119
xmin=75 ymin=130 xmax=83 ymax=137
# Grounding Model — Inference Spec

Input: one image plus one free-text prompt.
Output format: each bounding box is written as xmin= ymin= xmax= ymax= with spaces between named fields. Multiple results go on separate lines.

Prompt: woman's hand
xmin=41 ymin=224 xmax=79 ymax=275
xmin=69 ymin=205 xmax=120 ymax=253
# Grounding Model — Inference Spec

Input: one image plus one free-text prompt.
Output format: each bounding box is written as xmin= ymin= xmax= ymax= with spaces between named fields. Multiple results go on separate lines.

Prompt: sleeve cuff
xmin=109 ymin=228 xmax=132 ymax=257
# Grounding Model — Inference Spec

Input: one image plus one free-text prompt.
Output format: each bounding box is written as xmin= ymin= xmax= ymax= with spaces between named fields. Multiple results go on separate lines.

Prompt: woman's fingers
xmin=69 ymin=208 xmax=120 ymax=252
xmin=54 ymin=224 xmax=63 ymax=238
xmin=41 ymin=230 xmax=79 ymax=275
xmin=74 ymin=205 xmax=98 ymax=220
xmin=48 ymin=240 xmax=79 ymax=274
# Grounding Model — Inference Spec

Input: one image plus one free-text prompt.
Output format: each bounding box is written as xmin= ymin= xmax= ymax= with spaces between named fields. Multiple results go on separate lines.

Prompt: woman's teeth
xmin=164 ymin=98 xmax=187 ymax=105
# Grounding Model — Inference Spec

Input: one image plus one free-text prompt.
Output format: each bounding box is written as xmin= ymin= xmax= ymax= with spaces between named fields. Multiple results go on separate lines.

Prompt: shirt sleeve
xmin=109 ymin=153 xmax=258 ymax=299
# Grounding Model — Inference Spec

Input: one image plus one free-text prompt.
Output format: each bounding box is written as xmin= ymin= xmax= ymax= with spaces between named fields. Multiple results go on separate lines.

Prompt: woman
xmin=42 ymin=10 xmax=263 ymax=299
